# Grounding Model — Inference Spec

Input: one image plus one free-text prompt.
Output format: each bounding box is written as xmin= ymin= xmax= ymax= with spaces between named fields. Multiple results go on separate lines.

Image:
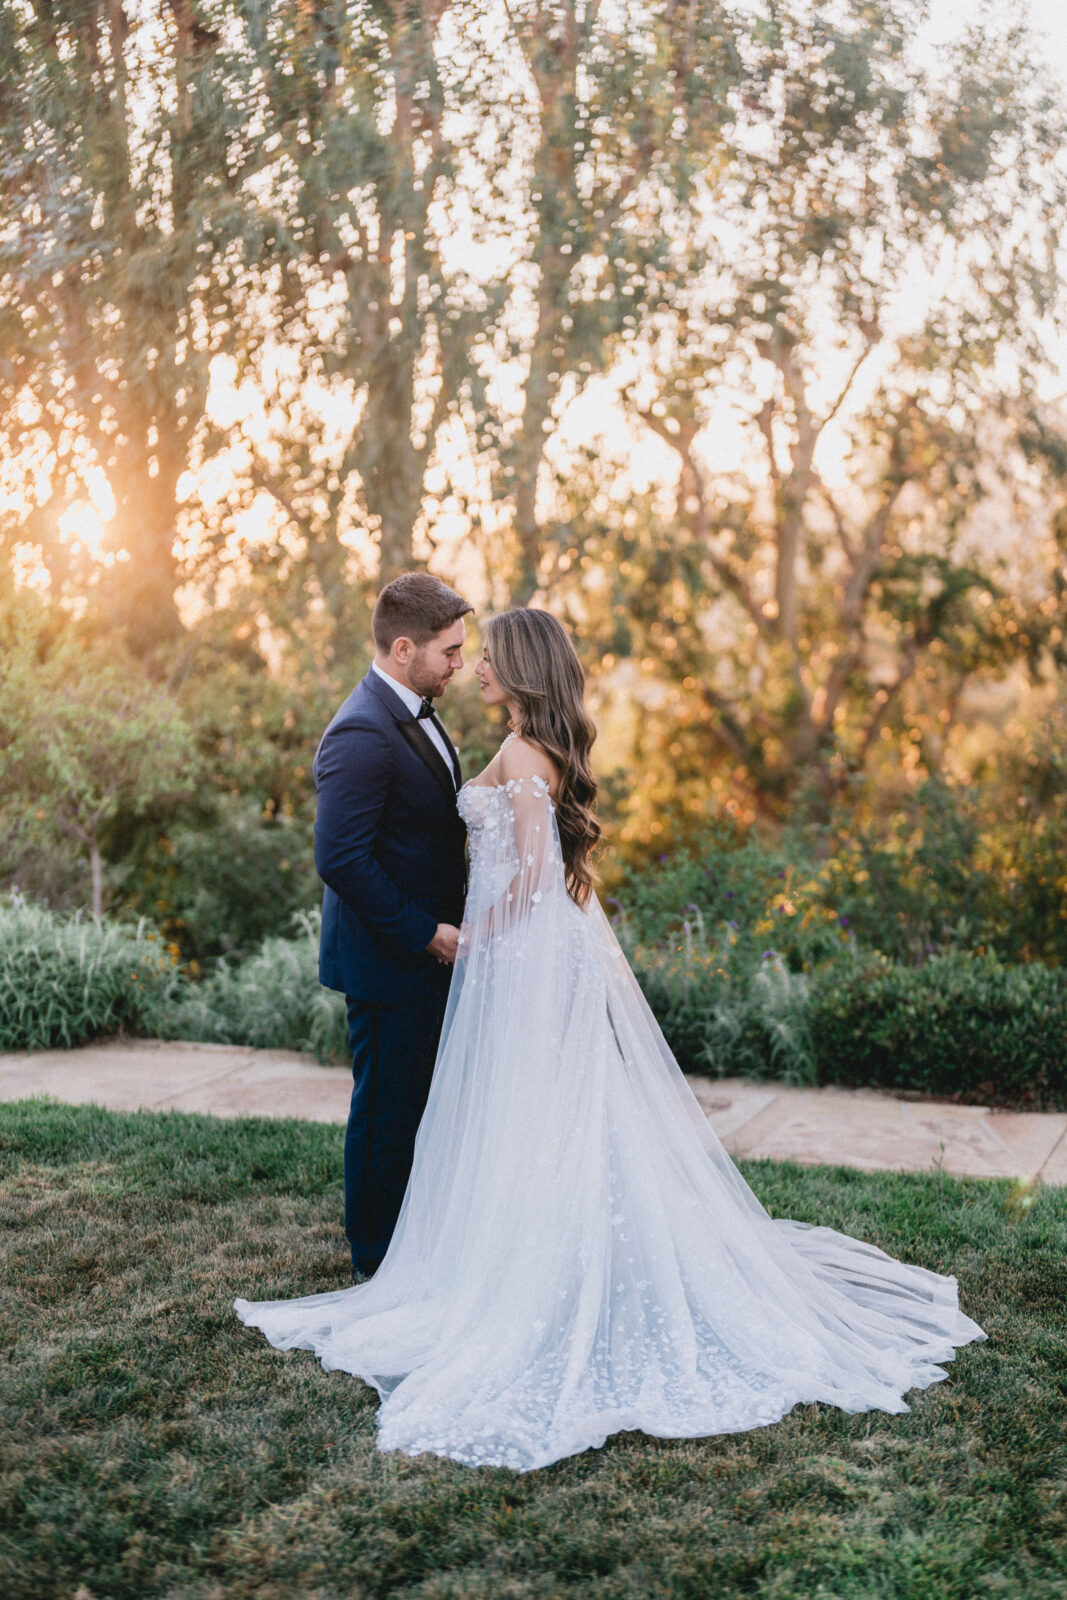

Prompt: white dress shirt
xmin=371 ymin=659 xmax=457 ymax=783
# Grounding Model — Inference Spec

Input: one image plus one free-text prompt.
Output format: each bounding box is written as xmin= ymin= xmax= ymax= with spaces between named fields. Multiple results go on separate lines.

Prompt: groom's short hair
xmin=372 ymin=572 xmax=474 ymax=651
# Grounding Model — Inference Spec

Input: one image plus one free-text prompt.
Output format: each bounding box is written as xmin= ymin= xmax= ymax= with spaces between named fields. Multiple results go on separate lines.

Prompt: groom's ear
xmin=392 ymin=635 xmax=416 ymax=665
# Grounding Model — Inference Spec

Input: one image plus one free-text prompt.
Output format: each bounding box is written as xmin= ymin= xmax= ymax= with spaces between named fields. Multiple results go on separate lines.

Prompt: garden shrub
xmin=613 ymin=828 xmax=857 ymax=989
xmin=0 ymin=895 xmax=179 ymax=1051
xmin=807 ymin=950 xmax=1067 ymax=1108
xmin=624 ymin=895 xmax=1067 ymax=1106
xmin=163 ymin=911 xmax=348 ymax=1063
xmin=116 ymin=797 xmax=320 ymax=964
xmin=821 ymin=778 xmax=1067 ymax=967
xmin=624 ymin=903 xmax=819 ymax=1084
xmin=820 ymin=782 xmax=1008 ymax=963
xmin=626 ymin=940 xmax=726 ymax=1072
xmin=630 ymin=941 xmax=817 ymax=1084
xmin=612 ymin=822 xmax=790 ymax=950
xmin=618 ymin=776 xmax=1067 ymax=978
xmin=6 ymin=881 xmax=1064 ymax=1105
xmin=635 ymin=947 xmax=1067 ymax=1108
xmin=0 ymin=897 xmax=346 ymax=1063
xmin=702 ymin=957 xmax=817 ymax=1085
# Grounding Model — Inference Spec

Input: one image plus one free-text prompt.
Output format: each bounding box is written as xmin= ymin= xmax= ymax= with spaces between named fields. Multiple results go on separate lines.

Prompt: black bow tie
xmin=415 ymin=698 xmax=436 ymax=721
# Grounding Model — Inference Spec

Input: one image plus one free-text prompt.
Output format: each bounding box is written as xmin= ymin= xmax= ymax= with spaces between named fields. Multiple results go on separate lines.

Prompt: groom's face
xmin=409 ymin=618 xmax=466 ymax=699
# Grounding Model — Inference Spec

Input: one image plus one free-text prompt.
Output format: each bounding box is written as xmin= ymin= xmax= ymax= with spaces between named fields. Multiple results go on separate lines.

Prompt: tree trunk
xmin=89 ymin=834 xmax=104 ymax=920
xmin=104 ymin=439 xmax=185 ymax=657
xmin=361 ymin=354 xmax=424 ymax=585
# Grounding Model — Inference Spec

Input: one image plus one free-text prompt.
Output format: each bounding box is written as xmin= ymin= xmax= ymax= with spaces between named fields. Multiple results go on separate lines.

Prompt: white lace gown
xmin=235 ymin=774 xmax=985 ymax=1470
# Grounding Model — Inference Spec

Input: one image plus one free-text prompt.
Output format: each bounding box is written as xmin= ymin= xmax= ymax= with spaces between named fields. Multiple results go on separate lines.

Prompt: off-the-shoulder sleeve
xmin=458 ymin=777 xmax=567 ymax=951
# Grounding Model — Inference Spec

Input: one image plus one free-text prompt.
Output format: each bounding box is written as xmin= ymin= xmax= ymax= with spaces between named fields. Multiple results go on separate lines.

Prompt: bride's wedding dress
xmin=235 ymin=769 xmax=985 ymax=1470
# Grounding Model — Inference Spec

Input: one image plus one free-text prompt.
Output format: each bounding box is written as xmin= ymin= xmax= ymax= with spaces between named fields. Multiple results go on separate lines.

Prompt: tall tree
xmin=198 ymin=0 xmax=504 ymax=630
xmin=477 ymin=0 xmax=738 ymax=601
xmin=548 ymin=0 xmax=1067 ymax=815
xmin=0 ymin=0 xmax=265 ymax=654
xmin=199 ymin=0 xmax=739 ymax=628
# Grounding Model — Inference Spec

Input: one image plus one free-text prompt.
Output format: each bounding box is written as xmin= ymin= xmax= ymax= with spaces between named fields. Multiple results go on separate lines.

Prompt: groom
xmin=313 ymin=572 xmax=473 ymax=1280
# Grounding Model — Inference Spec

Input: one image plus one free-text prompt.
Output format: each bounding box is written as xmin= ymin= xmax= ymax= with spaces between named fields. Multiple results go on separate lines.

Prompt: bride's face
xmin=475 ymin=648 xmax=510 ymax=708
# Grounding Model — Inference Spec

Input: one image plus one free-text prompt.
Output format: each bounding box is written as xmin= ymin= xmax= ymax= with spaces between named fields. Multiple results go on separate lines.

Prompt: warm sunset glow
xmin=58 ymin=500 xmax=112 ymax=560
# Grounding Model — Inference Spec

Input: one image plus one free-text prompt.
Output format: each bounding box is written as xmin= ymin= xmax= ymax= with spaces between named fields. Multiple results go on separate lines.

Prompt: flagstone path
xmin=1 ymin=1038 xmax=1064 ymax=1185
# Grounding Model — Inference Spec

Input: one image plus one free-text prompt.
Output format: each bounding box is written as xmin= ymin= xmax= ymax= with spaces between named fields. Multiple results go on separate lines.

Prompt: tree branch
xmin=813 ymin=471 xmax=856 ymax=563
xmin=698 ymin=682 xmax=763 ymax=771
xmin=636 ymin=404 xmax=769 ymax=634
xmin=754 ymin=398 xmax=783 ymax=493
xmin=820 ymin=316 xmax=881 ymax=430
xmin=858 ymin=636 xmax=922 ymax=763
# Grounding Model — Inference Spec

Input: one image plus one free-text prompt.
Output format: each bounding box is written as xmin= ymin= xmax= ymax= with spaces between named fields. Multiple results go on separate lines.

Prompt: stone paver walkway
xmin=1 ymin=1038 xmax=1065 ymax=1185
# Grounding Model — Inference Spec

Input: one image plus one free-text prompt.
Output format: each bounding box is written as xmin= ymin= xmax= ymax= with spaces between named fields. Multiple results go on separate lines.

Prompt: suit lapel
xmin=364 ymin=668 xmax=461 ymax=797
xmin=397 ymin=717 xmax=459 ymax=799
xmin=437 ymin=722 xmax=463 ymax=789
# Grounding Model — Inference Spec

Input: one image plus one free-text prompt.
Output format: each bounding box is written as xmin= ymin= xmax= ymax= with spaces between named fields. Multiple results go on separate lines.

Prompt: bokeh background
xmin=1 ymin=0 xmax=1066 ymax=1099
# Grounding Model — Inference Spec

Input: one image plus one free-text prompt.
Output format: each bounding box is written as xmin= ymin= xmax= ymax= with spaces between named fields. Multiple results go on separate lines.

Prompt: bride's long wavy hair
xmin=483 ymin=608 xmax=601 ymax=907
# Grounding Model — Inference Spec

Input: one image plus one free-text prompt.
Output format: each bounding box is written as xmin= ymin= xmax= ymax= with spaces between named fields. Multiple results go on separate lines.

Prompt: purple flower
xmin=762 ymin=950 xmax=773 ymax=959
xmin=778 ymin=869 xmax=786 ymax=878
xmin=659 ymin=854 xmax=667 ymax=863
xmin=839 ymin=915 xmax=849 ymax=928
xmin=729 ymin=920 xmax=739 ymax=931
xmin=726 ymin=891 xmax=734 ymax=899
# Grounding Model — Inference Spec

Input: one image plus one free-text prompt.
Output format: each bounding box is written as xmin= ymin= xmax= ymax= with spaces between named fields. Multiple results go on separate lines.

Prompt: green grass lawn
xmin=1 ymin=1102 xmax=1064 ymax=1600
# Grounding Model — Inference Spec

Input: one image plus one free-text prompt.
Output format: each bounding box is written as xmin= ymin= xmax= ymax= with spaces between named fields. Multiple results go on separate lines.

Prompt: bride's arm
xmin=458 ymin=740 xmax=566 ymax=951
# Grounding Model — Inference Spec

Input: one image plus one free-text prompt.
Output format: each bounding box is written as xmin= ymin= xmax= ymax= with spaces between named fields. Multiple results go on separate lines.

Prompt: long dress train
xmin=235 ymin=772 xmax=985 ymax=1471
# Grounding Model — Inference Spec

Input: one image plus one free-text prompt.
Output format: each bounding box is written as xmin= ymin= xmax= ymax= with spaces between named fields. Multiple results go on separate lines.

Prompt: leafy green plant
xmin=611 ymin=822 xmax=786 ymax=949
xmin=115 ymin=797 xmax=320 ymax=964
xmin=164 ymin=911 xmax=348 ymax=1063
xmin=823 ymin=781 xmax=1007 ymax=963
xmin=0 ymin=894 xmax=179 ymax=1051
xmin=0 ymin=896 xmax=346 ymax=1063
xmin=808 ymin=950 xmax=1067 ymax=1109
xmin=703 ymin=956 xmax=817 ymax=1086
xmin=613 ymin=826 xmax=857 ymax=983
xmin=0 ymin=614 xmax=196 ymax=917
xmin=619 ymin=864 xmax=1067 ymax=1105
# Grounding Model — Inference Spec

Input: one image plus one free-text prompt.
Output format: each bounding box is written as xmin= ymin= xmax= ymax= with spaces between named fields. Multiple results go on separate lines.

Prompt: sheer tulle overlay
xmin=235 ymin=775 xmax=985 ymax=1470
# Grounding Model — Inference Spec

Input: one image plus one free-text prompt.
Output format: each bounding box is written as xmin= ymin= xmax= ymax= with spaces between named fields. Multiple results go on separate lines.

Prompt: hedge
xmin=807 ymin=950 xmax=1067 ymax=1109
xmin=632 ymin=947 xmax=1067 ymax=1109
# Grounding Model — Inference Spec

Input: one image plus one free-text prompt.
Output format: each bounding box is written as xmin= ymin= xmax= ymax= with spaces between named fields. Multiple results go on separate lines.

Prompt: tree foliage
xmin=543 ymin=0 xmax=1067 ymax=816
xmin=0 ymin=605 xmax=195 ymax=914
xmin=0 ymin=0 xmax=273 ymax=653
xmin=0 ymin=0 xmax=1065 ymax=832
xmin=190 ymin=0 xmax=502 ymax=636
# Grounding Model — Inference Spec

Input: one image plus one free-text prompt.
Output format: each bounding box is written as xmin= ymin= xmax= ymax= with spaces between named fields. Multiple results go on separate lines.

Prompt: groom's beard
xmin=409 ymin=659 xmax=455 ymax=701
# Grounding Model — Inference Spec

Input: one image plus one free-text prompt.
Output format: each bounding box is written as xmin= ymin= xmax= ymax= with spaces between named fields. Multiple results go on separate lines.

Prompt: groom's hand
xmin=427 ymin=923 xmax=461 ymax=964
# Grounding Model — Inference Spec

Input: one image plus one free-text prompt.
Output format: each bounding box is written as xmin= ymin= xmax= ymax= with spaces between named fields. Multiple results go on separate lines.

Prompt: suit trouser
xmin=343 ymin=993 xmax=447 ymax=1276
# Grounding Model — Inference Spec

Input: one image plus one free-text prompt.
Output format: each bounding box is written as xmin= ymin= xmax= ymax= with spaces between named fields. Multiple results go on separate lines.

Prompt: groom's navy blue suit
xmin=314 ymin=669 xmax=466 ymax=1275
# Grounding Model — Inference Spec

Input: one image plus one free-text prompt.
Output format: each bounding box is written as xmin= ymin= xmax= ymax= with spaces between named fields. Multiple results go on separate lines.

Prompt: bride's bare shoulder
xmin=499 ymin=734 xmax=561 ymax=797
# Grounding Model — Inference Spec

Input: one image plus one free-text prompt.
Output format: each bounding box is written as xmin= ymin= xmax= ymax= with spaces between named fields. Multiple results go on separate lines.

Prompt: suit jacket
xmin=313 ymin=670 xmax=467 ymax=1005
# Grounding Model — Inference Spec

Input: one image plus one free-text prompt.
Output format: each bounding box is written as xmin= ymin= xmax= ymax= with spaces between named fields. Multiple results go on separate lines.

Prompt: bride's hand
xmin=427 ymin=923 xmax=461 ymax=964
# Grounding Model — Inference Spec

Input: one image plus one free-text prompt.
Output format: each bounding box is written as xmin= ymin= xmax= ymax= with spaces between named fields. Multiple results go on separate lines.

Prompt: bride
xmin=235 ymin=607 xmax=985 ymax=1472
